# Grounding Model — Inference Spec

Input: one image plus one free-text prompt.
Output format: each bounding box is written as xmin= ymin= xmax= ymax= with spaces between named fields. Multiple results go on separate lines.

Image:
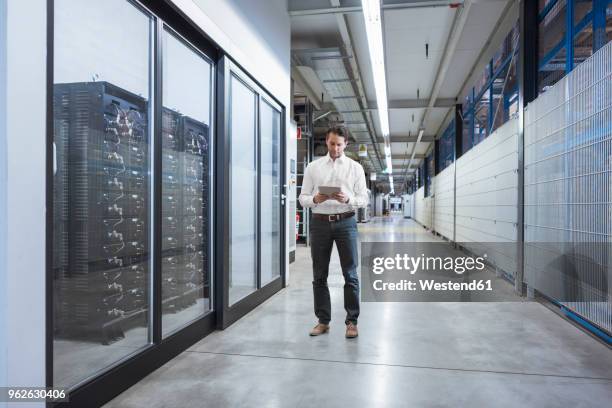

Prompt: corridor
xmin=105 ymin=216 xmax=612 ymax=408
xmin=3 ymin=1 xmax=612 ymax=406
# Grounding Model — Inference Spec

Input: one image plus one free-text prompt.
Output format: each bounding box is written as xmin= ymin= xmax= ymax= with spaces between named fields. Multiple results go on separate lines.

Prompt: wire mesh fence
xmin=524 ymin=40 xmax=612 ymax=334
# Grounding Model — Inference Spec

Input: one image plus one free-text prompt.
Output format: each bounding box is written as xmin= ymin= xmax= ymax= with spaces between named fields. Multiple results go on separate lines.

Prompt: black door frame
xmin=46 ymin=1 xmax=219 ymax=406
xmin=216 ymin=57 xmax=286 ymax=329
xmin=45 ymin=0 xmax=286 ymax=406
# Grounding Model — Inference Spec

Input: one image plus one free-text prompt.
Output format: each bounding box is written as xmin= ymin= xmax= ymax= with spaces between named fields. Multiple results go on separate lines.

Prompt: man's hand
xmin=331 ymin=192 xmax=349 ymax=203
xmin=313 ymin=193 xmax=329 ymax=204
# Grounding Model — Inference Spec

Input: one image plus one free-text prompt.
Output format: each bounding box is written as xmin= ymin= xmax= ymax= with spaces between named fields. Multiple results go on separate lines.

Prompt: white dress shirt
xmin=299 ymin=153 xmax=368 ymax=214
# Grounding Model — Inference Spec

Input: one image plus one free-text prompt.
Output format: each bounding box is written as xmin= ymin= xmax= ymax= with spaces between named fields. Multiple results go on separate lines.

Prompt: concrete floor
xmin=105 ymin=215 xmax=612 ymax=408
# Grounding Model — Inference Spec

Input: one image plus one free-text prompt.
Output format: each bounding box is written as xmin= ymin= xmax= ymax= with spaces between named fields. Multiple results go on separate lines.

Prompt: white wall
xmin=414 ymin=187 xmax=433 ymax=229
xmin=408 ymin=119 xmax=519 ymax=276
xmin=1 ymin=1 xmax=47 ymax=406
xmin=414 ymin=188 xmax=423 ymax=224
xmin=455 ymin=118 xmax=519 ymax=276
xmin=173 ymin=0 xmax=290 ymax=113
xmin=0 ymin=0 xmax=7 ymax=399
xmin=455 ymin=118 xmax=519 ymax=243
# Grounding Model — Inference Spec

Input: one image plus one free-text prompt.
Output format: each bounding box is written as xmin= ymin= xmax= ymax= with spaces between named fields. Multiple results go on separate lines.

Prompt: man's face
xmin=326 ymin=133 xmax=347 ymax=159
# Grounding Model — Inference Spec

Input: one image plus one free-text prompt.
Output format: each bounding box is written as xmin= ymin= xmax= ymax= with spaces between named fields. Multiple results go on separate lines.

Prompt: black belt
xmin=313 ymin=211 xmax=355 ymax=222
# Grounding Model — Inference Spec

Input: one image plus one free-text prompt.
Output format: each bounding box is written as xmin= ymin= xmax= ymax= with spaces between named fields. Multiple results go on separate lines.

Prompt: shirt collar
xmin=326 ymin=152 xmax=345 ymax=164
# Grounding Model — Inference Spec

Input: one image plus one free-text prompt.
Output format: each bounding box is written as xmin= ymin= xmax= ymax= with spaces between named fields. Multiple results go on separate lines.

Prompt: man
xmin=299 ymin=127 xmax=368 ymax=339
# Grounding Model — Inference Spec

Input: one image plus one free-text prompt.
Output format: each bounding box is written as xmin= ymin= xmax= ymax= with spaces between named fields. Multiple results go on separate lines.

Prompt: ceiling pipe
xmin=313 ymin=111 xmax=334 ymax=122
xmin=403 ymin=0 xmax=473 ymax=181
xmin=289 ymin=1 xmax=465 ymax=17
xmin=368 ymin=97 xmax=457 ymax=109
xmin=291 ymin=65 xmax=323 ymax=109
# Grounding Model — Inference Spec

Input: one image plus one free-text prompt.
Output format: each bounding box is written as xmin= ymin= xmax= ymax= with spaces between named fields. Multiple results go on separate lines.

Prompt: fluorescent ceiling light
xmin=383 ymin=143 xmax=392 ymax=174
xmin=362 ymin=0 xmax=392 ymax=173
xmin=385 ymin=155 xmax=393 ymax=175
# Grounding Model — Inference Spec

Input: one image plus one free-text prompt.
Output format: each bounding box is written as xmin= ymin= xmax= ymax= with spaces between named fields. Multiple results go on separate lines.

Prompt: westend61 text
xmin=372 ymin=279 xmax=493 ymax=292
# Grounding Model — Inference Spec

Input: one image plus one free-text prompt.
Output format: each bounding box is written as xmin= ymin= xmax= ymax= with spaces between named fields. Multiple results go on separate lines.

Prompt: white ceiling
xmin=390 ymin=142 xmax=413 ymax=154
xmin=289 ymin=0 xmax=511 ymax=191
xmin=383 ymin=7 xmax=455 ymax=100
xmin=389 ymin=109 xmax=425 ymax=135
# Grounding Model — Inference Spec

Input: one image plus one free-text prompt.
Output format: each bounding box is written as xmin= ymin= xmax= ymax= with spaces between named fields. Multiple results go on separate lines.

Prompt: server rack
xmin=53 ymin=81 xmax=211 ymax=345
xmin=53 ymin=82 xmax=150 ymax=345
xmin=161 ymin=107 xmax=210 ymax=315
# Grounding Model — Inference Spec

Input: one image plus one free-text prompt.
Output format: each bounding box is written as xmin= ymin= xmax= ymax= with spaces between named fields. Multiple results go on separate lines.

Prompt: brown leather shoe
xmin=345 ymin=322 xmax=358 ymax=338
xmin=309 ymin=323 xmax=330 ymax=336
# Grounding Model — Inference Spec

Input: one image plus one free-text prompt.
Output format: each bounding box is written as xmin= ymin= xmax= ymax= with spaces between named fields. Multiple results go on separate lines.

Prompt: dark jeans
xmin=310 ymin=215 xmax=360 ymax=325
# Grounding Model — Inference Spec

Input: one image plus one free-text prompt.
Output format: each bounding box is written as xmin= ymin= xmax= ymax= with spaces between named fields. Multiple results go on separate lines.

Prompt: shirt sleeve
xmin=298 ymin=163 xmax=317 ymax=208
xmin=348 ymin=163 xmax=368 ymax=209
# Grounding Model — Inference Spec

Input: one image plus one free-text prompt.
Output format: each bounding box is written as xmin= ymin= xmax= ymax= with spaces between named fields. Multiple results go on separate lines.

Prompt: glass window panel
xmin=491 ymin=63 xmax=509 ymax=133
xmin=437 ymin=119 xmax=454 ymax=173
xmin=539 ymin=0 xmax=553 ymax=14
xmin=492 ymin=23 xmax=519 ymax=73
xmin=425 ymin=152 xmax=434 ymax=197
xmin=474 ymin=65 xmax=490 ymax=97
xmin=491 ymin=50 xmax=503 ymax=75
xmin=607 ymin=4 xmax=612 ymax=43
xmin=507 ymin=90 xmax=519 ymax=120
xmin=539 ymin=46 xmax=567 ymax=93
xmin=260 ymin=100 xmax=282 ymax=286
xmin=574 ymin=0 xmax=592 ymax=26
xmin=462 ymin=111 xmax=473 ymax=154
xmin=53 ymin=0 xmax=152 ymax=389
xmin=539 ymin=0 xmax=567 ymax=63
xmin=491 ymin=54 xmax=518 ymax=132
xmin=418 ymin=164 xmax=424 ymax=188
xmin=474 ymin=97 xmax=489 ymax=145
xmin=229 ymin=75 xmax=258 ymax=305
xmin=463 ymin=93 xmax=471 ymax=110
xmin=574 ymin=22 xmax=594 ymax=66
xmin=161 ymin=29 xmax=213 ymax=338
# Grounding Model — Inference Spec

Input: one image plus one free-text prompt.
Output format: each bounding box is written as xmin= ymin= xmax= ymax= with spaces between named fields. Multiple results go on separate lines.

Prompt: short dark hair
xmin=325 ymin=126 xmax=347 ymax=141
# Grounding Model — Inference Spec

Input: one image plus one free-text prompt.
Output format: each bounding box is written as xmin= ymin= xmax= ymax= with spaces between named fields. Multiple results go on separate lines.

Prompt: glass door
xmin=50 ymin=0 xmax=217 ymax=393
xmin=228 ymin=74 xmax=258 ymax=305
xmin=52 ymin=0 xmax=154 ymax=389
xmin=260 ymin=98 xmax=283 ymax=286
xmin=218 ymin=57 xmax=285 ymax=326
xmin=160 ymin=26 xmax=214 ymax=338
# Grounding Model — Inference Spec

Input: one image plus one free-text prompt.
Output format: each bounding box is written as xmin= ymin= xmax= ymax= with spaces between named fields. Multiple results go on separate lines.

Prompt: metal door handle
xmin=53 ymin=142 xmax=57 ymax=175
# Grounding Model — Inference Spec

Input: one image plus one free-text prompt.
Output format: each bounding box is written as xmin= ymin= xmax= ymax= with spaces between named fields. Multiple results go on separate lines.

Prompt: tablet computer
xmin=318 ymin=186 xmax=341 ymax=195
